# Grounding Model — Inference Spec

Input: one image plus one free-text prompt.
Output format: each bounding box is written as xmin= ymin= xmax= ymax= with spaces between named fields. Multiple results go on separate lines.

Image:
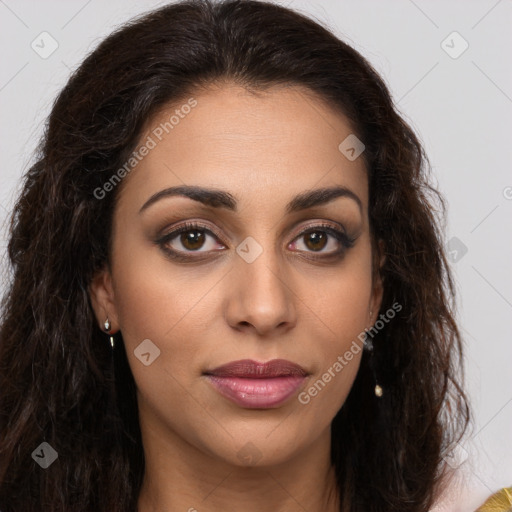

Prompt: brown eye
xmin=288 ymin=223 xmax=356 ymax=259
xmin=303 ymin=231 xmax=328 ymax=251
xmin=180 ymin=230 xmax=206 ymax=251
xmin=156 ymin=221 xmax=226 ymax=260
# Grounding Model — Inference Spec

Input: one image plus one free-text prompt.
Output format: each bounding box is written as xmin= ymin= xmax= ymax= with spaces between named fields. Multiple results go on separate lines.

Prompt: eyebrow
xmin=138 ymin=184 xmax=362 ymax=215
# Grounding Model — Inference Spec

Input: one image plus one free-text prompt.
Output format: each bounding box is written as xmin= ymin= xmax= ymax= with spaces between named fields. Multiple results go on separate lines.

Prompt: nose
xmin=224 ymin=247 xmax=297 ymax=337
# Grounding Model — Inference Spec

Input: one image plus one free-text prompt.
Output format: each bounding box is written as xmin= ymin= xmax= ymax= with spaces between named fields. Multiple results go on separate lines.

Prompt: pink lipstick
xmin=204 ymin=359 xmax=308 ymax=409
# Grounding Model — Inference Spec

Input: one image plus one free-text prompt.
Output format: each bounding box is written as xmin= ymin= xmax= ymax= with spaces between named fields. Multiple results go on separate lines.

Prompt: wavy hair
xmin=0 ymin=1 xmax=470 ymax=510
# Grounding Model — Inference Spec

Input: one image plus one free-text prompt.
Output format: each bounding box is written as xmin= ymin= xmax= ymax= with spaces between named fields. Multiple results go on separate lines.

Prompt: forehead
xmin=116 ymin=82 xmax=368 ymax=213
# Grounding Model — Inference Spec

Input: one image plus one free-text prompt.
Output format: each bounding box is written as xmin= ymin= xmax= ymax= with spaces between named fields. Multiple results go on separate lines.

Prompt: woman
xmin=0 ymin=1 xmax=473 ymax=510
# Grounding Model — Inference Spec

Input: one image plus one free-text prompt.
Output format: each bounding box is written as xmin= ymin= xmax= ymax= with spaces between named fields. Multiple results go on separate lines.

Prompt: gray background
xmin=0 ymin=0 xmax=511 ymax=509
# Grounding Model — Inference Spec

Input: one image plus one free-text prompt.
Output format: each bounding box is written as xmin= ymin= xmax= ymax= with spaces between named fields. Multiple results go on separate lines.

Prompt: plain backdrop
xmin=0 ymin=1 xmax=511 ymax=510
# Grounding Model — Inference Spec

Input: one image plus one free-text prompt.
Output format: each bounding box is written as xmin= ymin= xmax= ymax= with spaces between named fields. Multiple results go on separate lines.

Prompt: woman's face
xmin=91 ymin=82 xmax=383 ymax=468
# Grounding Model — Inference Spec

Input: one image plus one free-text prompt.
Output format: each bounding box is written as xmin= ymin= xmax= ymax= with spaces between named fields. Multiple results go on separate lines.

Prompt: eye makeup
xmin=153 ymin=218 xmax=359 ymax=264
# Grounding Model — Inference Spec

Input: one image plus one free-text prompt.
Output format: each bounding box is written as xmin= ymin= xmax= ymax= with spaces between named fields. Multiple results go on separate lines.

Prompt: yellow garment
xmin=475 ymin=487 xmax=512 ymax=512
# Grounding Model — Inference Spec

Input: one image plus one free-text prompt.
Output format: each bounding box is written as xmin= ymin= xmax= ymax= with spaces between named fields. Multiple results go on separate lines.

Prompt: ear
xmin=370 ymin=239 xmax=386 ymax=324
xmin=88 ymin=265 xmax=120 ymax=332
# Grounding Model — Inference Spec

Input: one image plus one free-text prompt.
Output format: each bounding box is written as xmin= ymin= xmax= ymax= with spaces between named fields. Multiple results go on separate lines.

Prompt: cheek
xmin=294 ymin=251 xmax=373 ymax=410
xmin=109 ymin=235 xmax=226 ymax=388
xmin=294 ymin=290 xmax=366 ymax=423
xmin=110 ymin=257 xmax=221 ymax=442
xmin=313 ymin=274 xmax=371 ymax=332
xmin=304 ymin=247 xmax=374 ymax=345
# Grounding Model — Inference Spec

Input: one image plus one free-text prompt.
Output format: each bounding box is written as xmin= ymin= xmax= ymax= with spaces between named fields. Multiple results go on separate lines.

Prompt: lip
xmin=204 ymin=359 xmax=308 ymax=409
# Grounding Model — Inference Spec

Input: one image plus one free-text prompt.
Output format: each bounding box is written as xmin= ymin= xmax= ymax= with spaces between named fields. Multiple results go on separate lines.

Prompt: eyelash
xmin=155 ymin=221 xmax=356 ymax=262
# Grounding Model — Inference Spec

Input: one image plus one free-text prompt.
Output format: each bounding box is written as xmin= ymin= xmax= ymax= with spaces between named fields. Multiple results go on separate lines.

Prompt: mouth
xmin=203 ymin=359 xmax=308 ymax=409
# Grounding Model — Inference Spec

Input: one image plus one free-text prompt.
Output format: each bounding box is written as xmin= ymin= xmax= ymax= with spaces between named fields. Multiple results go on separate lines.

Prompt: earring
xmin=103 ymin=317 xmax=115 ymax=349
xmin=363 ymin=331 xmax=383 ymax=398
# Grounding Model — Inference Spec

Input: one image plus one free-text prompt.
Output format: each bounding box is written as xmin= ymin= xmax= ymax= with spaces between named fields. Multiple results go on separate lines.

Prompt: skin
xmin=89 ymin=82 xmax=384 ymax=512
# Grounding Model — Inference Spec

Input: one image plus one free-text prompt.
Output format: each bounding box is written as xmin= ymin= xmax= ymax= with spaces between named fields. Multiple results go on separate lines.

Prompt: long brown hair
xmin=0 ymin=1 xmax=470 ymax=510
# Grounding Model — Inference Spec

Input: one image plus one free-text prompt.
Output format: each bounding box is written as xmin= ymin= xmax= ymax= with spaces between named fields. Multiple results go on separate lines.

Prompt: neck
xmin=136 ymin=414 xmax=340 ymax=512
